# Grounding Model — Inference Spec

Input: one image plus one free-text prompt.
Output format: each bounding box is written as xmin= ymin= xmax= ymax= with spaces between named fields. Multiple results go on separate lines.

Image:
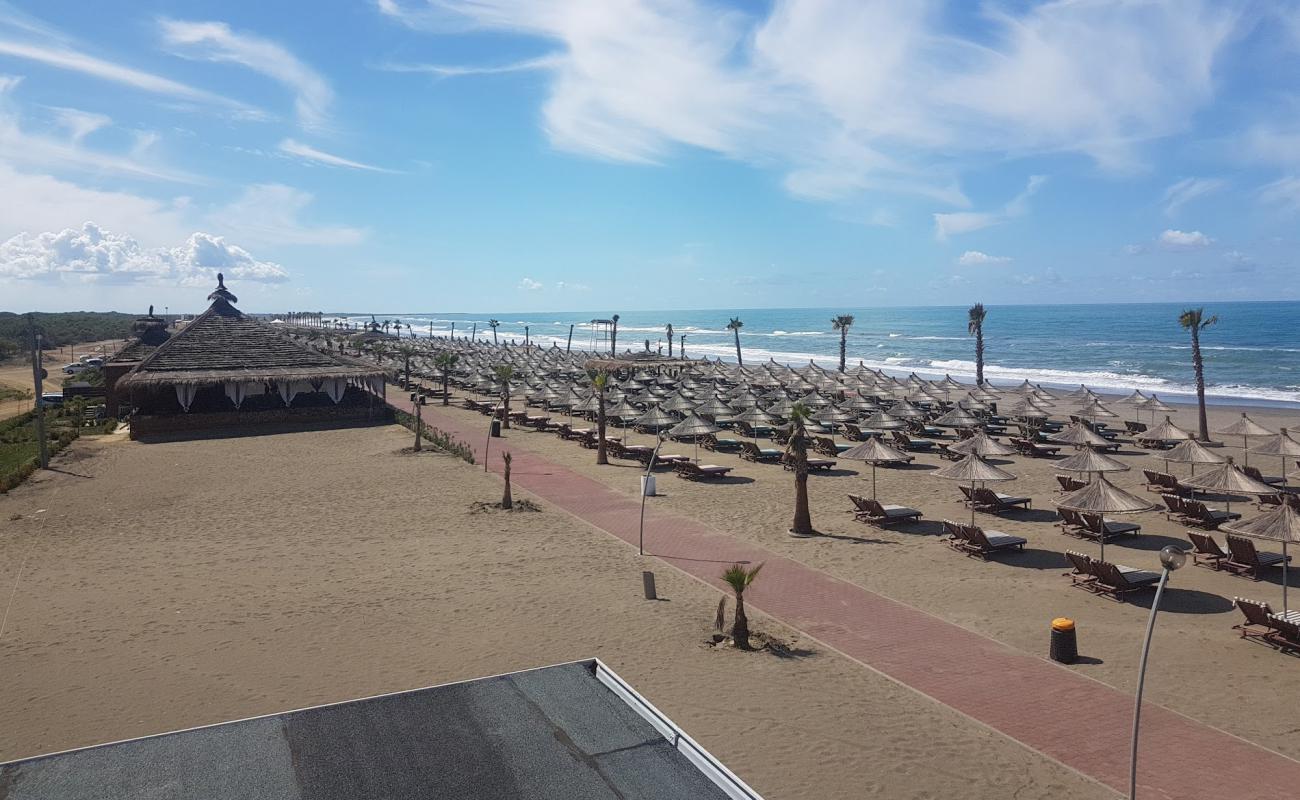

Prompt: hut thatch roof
xmin=118 ymin=274 xmax=383 ymax=389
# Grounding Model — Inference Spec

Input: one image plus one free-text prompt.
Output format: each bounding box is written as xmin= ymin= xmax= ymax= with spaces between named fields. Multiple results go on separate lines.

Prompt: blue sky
xmin=2 ymin=0 xmax=1299 ymax=313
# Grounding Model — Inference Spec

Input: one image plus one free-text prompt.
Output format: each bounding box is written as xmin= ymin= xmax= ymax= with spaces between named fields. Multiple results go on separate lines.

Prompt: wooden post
xmin=414 ymin=401 xmax=422 ymax=451
xmin=566 ymin=324 xmax=574 ymax=353
xmin=30 ymin=321 xmax=48 ymax=469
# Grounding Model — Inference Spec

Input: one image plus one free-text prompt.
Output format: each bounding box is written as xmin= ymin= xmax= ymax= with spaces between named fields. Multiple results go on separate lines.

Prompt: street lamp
xmin=1129 ymin=545 xmax=1187 ymax=800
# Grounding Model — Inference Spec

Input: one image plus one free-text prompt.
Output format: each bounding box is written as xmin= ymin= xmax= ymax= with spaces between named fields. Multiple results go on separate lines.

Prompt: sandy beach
xmin=0 ymin=424 xmax=1110 ymax=799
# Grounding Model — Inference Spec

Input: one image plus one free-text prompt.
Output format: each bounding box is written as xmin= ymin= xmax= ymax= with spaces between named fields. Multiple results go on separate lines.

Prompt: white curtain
xmin=368 ymin=376 xmax=385 ymax=396
xmin=323 ymin=378 xmax=346 ymax=404
xmin=224 ymin=382 xmax=247 ymax=409
xmin=175 ymin=384 xmax=198 ymax=412
xmin=277 ymin=380 xmax=315 ymax=406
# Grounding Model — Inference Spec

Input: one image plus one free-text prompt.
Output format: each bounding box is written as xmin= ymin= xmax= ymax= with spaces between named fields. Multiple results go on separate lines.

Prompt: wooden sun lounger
xmin=1224 ymin=534 xmax=1291 ymax=580
xmin=892 ymin=432 xmax=935 ymax=452
xmin=739 ymin=442 xmax=783 ymax=463
xmin=1057 ymin=508 xmax=1088 ymax=536
xmin=700 ymin=433 xmax=742 ymax=452
xmin=1065 ymin=550 xmax=1097 ymax=587
xmin=674 ymin=462 xmax=734 ymax=480
xmin=945 ymin=520 xmax=1025 ymax=559
xmin=972 ymin=487 xmax=1032 ymax=514
xmin=1090 ymin=560 xmax=1161 ymax=602
xmin=785 ymin=454 xmax=836 ymax=471
xmin=1182 ymin=499 xmax=1240 ymax=529
xmin=849 ymin=495 xmax=922 ymax=527
xmin=1187 ymin=531 xmax=1229 ymax=570
xmin=1080 ymin=512 xmax=1141 ymax=541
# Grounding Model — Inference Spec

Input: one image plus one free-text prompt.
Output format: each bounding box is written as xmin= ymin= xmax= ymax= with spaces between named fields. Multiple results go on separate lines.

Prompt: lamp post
xmin=1129 ymin=545 xmax=1187 ymax=800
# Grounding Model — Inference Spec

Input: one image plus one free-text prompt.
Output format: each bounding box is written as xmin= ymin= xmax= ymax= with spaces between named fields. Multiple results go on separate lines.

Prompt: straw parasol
xmin=933 ymin=454 xmax=1018 ymax=525
xmin=732 ymin=406 xmax=778 ymax=440
xmin=947 ymin=432 xmax=1016 ymax=457
xmin=932 ymin=408 xmax=982 ymax=430
xmin=1180 ymin=459 xmax=1275 ymax=515
xmin=1221 ymin=504 xmax=1300 ymax=614
xmin=1162 ymin=438 xmax=1226 ymax=476
xmin=1250 ymin=428 xmax=1300 ymax=488
xmin=1048 ymin=422 xmax=1112 ymax=449
xmin=1142 ymin=416 xmax=1193 ymax=446
xmin=886 ymin=399 xmax=926 ymax=419
xmin=1057 ymin=476 xmax=1157 ymax=562
xmin=840 ymin=438 xmax=911 ymax=499
xmin=633 ymin=404 xmax=676 ymax=440
xmin=1215 ymin=413 xmax=1274 ymax=467
xmin=1138 ymin=395 xmax=1175 ymax=425
xmin=812 ymin=405 xmax=855 ymax=428
xmin=667 ymin=412 xmax=720 ymax=463
xmin=1055 ymin=446 xmax=1129 ymax=479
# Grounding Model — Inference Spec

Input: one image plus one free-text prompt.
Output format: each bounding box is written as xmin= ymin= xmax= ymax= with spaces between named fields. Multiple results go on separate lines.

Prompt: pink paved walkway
xmin=395 ymin=397 xmax=1299 ymax=799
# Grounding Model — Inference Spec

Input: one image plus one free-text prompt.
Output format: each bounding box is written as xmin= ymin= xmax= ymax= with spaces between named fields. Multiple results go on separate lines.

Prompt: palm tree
xmin=1178 ymin=307 xmax=1218 ymax=441
xmin=494 ymin=364 xmax=515 ymax=429
xmin=831 ymin=314 xmax=854 ymax=372
xmin=721 ymin=562 xmax=764 ymax=650
xmin=434 ymin=352 xmax=458 ymax=406
xmin=967 ymin=303 xmax=987 ymax=386
xmin=610 ymin=314 xmax=620 ymax=356
xmin=489 ymin=319 xmax=500 ymax=345
xmin=785 ymin=401 xmax=814 ymax=536
xmin=397 ymin=344 xmax=416 ymax=388
xmin=665 ymin=323 xmax=674 ymax=357
xmin=592 ymin=370 xmax=610 ymax=465
xmin=727 ymin=317 xmax=744 ymax=365
xmin=501 ymin=451 xmax=513 ymax=510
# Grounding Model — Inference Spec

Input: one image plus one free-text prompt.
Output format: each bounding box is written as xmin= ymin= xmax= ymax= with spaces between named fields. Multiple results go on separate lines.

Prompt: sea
xmin=331 ymin=302 xmax=1300 ymax=408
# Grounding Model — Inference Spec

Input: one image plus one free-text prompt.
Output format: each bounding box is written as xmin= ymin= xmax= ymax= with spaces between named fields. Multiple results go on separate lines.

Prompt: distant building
xmin=111 ymin=274 xmax=387 ymax=439
xmin=0 ymin=659 xmax=761 ymax=799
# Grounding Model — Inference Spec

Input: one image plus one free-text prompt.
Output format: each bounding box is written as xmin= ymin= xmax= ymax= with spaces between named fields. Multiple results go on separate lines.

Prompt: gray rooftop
xmin=0 ymin=660 xmax=753 ymax=800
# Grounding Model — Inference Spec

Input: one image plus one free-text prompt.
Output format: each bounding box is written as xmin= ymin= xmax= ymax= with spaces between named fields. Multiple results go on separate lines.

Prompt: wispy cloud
xmin=159 ymin=19 xmax=331 ymax=131
xmin=0 ymin=37 xmax=261 ymax=117
xmin=1258 ymin=176 xmax=1300 ymax=215
xmin=278 ymin=139 xmax=398 ymax=173
xmin=1158 ymin=229 xmax=1213 ymax=249
xmin=1161 ymin=177 xmax=1225 ymax=217
xmin=934 ymin=175 xmax=1046 ymax=240
xmin=206 ymin=184 xmax=368 ymax=247
xmin=378 ymin=54 xmax=560 ymax=78
xmin=957 ymin=250 xmax=1011 ymax=266
xmin=518 ymin=277 xmax=543 ymax=290
xmin=376 ymin=0 xmax=1239 ymax=205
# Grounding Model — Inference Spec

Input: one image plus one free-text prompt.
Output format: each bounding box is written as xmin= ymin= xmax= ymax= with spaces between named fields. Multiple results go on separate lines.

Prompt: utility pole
xmin=29 ymin=318 xmax=48 ymax=469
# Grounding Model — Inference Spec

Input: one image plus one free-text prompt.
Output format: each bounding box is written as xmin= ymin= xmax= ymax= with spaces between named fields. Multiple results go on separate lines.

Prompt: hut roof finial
xmin=206 ymin=272 xmax=239 ymax=308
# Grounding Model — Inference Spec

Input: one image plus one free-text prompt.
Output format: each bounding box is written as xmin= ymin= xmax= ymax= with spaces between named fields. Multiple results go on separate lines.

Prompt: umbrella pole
xmin=1243 ymin=434 xmax=1249 ymax=467
xmin=872 ymin=463 xmax=878 ymax=501
xmin=969 ymin=480 xmax=976 ymax=527
xmin=1284 ymin=541 xmax=1290 ymax=616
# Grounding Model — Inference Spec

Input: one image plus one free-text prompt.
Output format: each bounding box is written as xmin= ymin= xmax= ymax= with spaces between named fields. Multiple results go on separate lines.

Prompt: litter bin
xmin=1050 ymin=617 xmax=1077 ymax=664
xmin=490 ymin=419 xmax=502 ymax=438
xmin=640 ymin=475 xmax=656 ymax=497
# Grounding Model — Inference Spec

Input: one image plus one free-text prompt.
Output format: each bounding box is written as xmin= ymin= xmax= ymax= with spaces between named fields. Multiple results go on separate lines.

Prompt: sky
xmin=2 ymin=0 xmax=1300 ymax=314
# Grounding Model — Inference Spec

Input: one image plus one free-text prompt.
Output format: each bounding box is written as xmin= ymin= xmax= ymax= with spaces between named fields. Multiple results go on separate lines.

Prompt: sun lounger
xmin=1224 ymin=534 xmax=1292 ymax=580
xmin=1182 ymin=499 xmax=1240 ymax=529
xmin=1057 ymin=507 xmax=1088 ymax=536
xmin=1090 ymin=560 xmax=1161 ymax=601
xmin=674 ymin=462 xmax=734 ymax=480
xmin=739 ymin=441 xmax=783 ymax=463
xmin=972 ymin=487 xmax=1032 ymax=514
xmin=1233 ymin=598 xmax=1283 ymax=642
xmin=1125 ymin=420 xmax=1149 ymax=436
xmin=1013 ymin=438 xmax=1059 ymax=458
xmin=892 ymin=431 xmax=935 ymax=452
xmin=1056 ymin=475 xmax=1086 ymax=493
xmin=813 ymin=437 xmax=850 ymax=458
xmin=1064 ymin=550 xmax=1097 ymax=587
xmin=842 ymin=423 xmax=873 ymax=442
xmin=955 ymin=522 xmax=1026 ymax=559
xmin=850 ymin=495 xmax=922 ymax=527
xmin=786 ymin=454 xmax=836 ymax=471
xmin=1187 ymin=531 xmax=1229 ymax=570
xmin=700 ymin=433 xmax=742 ymax=452
xmin=1080 ymin=512 xmax=1141 ymax=541
xmin=1242 ymin=465 xmax=1284 ymax=487
xmin=937 ymin=444 xmax=963 ymax=461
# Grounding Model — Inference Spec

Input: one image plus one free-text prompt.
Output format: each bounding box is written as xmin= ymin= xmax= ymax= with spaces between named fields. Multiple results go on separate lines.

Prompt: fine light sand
xmin=0 ymin=425 xmax=1109 ymax=800
xmin=432 ymin=395 xmax=1300 ymax=762
xmin=0 ymin=341 xmax=120 ymax=421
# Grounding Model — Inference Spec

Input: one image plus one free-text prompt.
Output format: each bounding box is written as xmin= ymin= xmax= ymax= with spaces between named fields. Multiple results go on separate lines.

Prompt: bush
xmin=394 ymin=410 xmax=476 ymax=464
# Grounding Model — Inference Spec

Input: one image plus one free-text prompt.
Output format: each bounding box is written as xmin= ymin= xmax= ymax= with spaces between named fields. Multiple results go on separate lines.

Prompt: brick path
xmin=394 ymin=396 xmax=1299 ymax=799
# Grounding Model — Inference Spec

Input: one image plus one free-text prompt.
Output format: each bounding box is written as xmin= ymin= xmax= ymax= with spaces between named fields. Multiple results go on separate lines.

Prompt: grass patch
xmin=0 ymin=404 xmax=102 ymax=492
xmin=394 ymin=409 xmax=476 ymax=464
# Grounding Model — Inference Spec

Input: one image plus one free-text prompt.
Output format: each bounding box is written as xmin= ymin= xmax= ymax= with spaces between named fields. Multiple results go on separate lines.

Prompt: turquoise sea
xmin=334 ymin=302 xmax=1300 ymax=407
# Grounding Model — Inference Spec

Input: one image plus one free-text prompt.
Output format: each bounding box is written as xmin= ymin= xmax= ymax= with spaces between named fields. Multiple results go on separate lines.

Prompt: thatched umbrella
xmin=1057 ymin=476 xmax=1157 ymax=562
xmin=1138 ymin=395 xmax=1175 ymax=425
xmin=693 ymin=397 xmax=736 ymax=420
xmin=1143 ymin=416 xmax=1192 ymax=447
xmin=668 ymin=412 xmax=720 ymax=463
xmin=1048 ymin=422 xmax=1112 ymax=449
xmin=932 ymin=408 xmax=982 ymax=430
xmin=1055 ymin=446 xmax=1129 ymax=479
xmin=1162 ymin=438 xmax=1225 ymax=476
xmin=732 ymin=406 xmax=778 ymax=441
xmin=660 ymin=393 xmax=696 ymax=413
xmin=948 ymin=432 xmax=1016 ymax=457
xmin=1221 ymin=504 xmax=1300 ymax=613
xmin=840 ymin=438 xmax=911 ymax=499
xmin=886 ymin=399 xmax=926 ymax=420
xmin=634 ymin=404 xmax=676 ymax=440
xmin=812 ymin=405 xmax=854 ymax=431
xmin=933 ymin=454 xmax=1018 ymax=525
xmin=607 ymin=397 xmax=641 ymax=440
xmin=1215 ymin=413 xmax=1274 ymax=467
xmin=1249 ymin=428 xmax=1300 ymax=488
xmin=861 ymin=410 xmax=906 ymax=434
xmin=1180 ymin=459 xmax=1275 ymax=515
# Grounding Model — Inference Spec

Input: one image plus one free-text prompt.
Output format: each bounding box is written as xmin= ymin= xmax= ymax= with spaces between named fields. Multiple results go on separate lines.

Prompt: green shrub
xmin=394 ymin=410 xmax=476 ymax=465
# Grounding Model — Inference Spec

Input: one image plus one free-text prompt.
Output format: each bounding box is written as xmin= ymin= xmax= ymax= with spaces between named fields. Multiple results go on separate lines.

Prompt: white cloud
xmin=1161 ymin=177 xmax=1225 ymax=217
xmin=957 ymin=250 xmax=1011 ymax=266
xmin=379 ymin=55 xmax=560 ymax=78
xmin=0 ymin=163 xmax=189 ymax=245
xmin=1258 ymin=176 xmax=1300 ymax=215
xmin=0 ymin=222 xmax=287 ymax=284
xmin=1122 ymin=243 xmax=1147 ymax=256
xmin=0 ymin=37 xmax=260 ymax=117
xmin=1158 ymin=229 xmax=1213 ymax=249
xmin=278 ymin=138 xmax=397 ymax=173
xmin=159 ymin=19 xmax=331 ymax=130
xmin=934 ymin=175 xmax=1046 ymax=240
xmin=518 ymin=277 xmax=543 ymax=290
xmin=377 ymin=1 xmax=1238 ymax=204
xmin=206 ymin=184 xmax=367 ymax=247
xmin=555 ymin=280 xmax=589 ymax=291
xmin=48 ymin=106 xmax=110 ymax=143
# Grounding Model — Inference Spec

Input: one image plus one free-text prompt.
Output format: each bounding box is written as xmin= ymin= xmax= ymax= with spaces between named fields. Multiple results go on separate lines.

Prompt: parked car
xmin=40 ymin=393 xmax=64 ymax=407
xmin=62 ymin=363 xmax=87 ymax=375
xmin=84 ymin=357 xmax=104 ymax=367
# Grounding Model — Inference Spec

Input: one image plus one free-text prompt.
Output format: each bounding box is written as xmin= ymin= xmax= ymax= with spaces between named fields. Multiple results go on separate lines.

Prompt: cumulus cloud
xmin=0 ymin=222 xmax=288 ymax=284
xmin=518 ymin=277 xmax=543 ymax=290
xmin=1159 ymin=229 xmax=1213 ymax=249
xmin=160 ymin=19 xmax=332 ymax=130
xmin=957 ymin=250 xmax=1011 ymax=266
xmin=377 ymin=0 xmax=1238 ymax=204
xmin=1161 ymin=177 xmax=1225 ymax=217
